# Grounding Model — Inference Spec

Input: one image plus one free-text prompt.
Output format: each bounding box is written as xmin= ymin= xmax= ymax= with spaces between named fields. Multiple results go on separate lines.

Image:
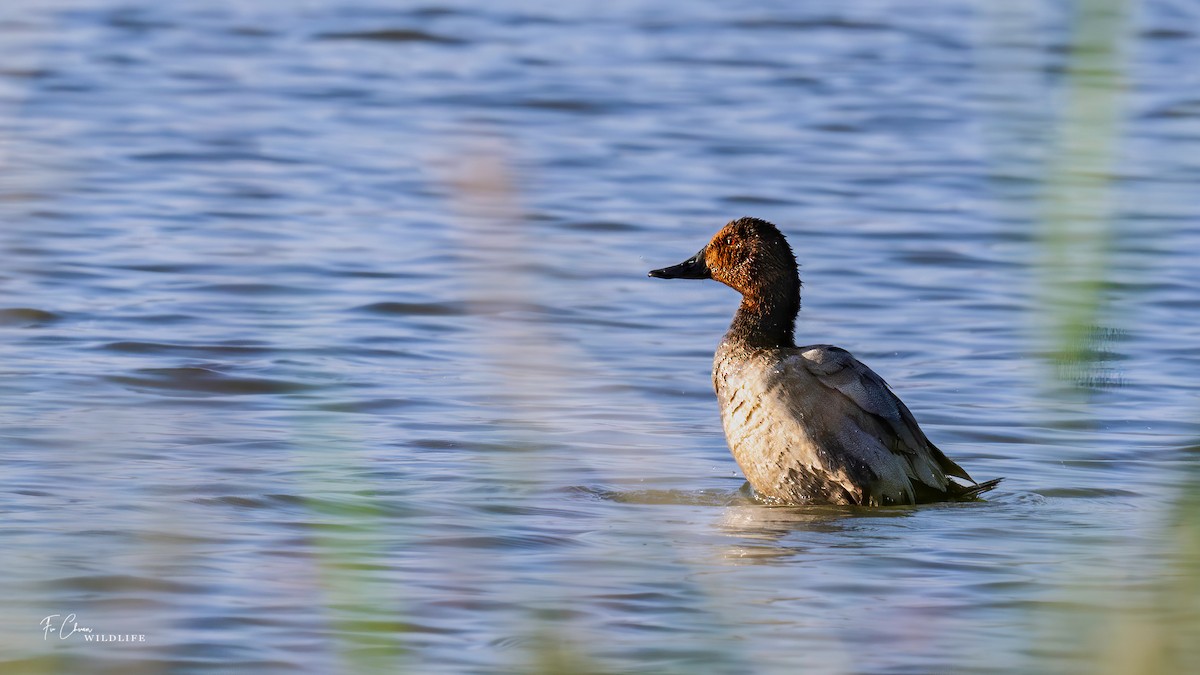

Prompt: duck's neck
xmin=726 ymin=279 xmax=800 ymax=350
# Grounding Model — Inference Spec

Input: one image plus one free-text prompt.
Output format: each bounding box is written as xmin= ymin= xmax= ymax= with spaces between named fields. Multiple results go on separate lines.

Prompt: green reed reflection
xmin=1029 ymin=0 xmax=1199 ymax=672
xmin=1036 ymin=0 xmax=1127 ymax=387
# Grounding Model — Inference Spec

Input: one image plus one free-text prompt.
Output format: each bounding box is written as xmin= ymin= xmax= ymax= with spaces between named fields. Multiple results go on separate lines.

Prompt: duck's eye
xmin=725 ymin=236 xmax=733 ymax=246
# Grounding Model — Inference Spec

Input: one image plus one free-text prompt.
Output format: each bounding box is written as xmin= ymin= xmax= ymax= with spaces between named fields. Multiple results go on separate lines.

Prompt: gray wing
xmin=792 ymin=345 xmax=973 ymax=489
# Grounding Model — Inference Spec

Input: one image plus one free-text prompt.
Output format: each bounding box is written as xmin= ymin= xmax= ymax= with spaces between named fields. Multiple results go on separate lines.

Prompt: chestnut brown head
xmin=649 ymin=217 xmax=798 ymax=298
xmin=650 ymin=217 xmax=801 ymax=347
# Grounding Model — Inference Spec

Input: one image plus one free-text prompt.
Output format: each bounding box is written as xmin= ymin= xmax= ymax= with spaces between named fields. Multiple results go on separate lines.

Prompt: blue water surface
xmin=1 ymin=1 xmax=1198 ymax=673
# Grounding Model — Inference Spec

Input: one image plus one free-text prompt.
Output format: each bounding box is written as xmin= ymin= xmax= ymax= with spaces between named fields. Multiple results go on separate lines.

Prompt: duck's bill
xmin=648 ymin=247 xmax=711 ymax=279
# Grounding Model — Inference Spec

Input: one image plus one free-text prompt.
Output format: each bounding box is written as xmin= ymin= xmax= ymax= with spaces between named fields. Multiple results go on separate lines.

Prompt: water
xmin=2 ymin=0 xmax=1199 ymax=673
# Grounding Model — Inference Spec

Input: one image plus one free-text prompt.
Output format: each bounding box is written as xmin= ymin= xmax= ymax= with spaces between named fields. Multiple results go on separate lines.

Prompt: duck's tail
xmin=953 ymin=477 xmax=1003 ymax=500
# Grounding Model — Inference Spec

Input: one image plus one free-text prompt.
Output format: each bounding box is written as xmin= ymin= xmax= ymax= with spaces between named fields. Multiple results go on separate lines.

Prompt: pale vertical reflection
xmin=0 ymin=10 xmax=72 ymax=672
xmin=440 ymin=134 xmax=757 ymax=672
xmin=442 ymin=134 xmax=609 ymax=669
xmin=444 ymin=135 xmax=578 ymax=443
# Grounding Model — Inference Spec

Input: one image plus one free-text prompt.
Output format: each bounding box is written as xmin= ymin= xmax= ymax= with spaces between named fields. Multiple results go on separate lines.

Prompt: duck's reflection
xmin=715 ymin=490 xmax=918 ymax=562
xmin=578 ymin=482 xmax=918 ymax=560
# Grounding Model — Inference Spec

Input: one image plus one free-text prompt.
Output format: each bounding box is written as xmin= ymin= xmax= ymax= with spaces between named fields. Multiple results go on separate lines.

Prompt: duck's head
xmin=648 ymin=217 xmax=798 ymax=297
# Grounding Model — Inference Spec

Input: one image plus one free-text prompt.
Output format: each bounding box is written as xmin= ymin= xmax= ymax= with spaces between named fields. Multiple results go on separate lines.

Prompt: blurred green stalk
xmin=1036 ymin=0 xmax=1128 ymax=384
xmin=1031 ymin=1 xmax=1200 ymax=673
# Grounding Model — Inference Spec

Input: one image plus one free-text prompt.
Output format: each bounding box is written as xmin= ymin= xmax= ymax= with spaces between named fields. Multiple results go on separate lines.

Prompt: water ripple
xmin=315 ymin=29 xmax=466 ymax=45
xmin=107 ymin=367 xmax=314 ymax=396
xmin=0 ymin=307 xmax=59 ymax=326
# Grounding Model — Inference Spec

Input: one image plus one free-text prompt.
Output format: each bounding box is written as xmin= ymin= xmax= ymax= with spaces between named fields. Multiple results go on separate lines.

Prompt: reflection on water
xmin=1 ymin=0 xmax=1199 ymax=673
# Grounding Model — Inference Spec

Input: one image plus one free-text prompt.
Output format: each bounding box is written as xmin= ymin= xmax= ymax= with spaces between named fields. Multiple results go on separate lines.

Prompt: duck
xmin=649 ymin=217 xmax=1000 ymax=506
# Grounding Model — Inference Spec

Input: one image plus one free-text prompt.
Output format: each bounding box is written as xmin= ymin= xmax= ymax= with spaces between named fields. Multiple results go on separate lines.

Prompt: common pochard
xmin=649 ymin=217 xmax=1000 ymax=506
